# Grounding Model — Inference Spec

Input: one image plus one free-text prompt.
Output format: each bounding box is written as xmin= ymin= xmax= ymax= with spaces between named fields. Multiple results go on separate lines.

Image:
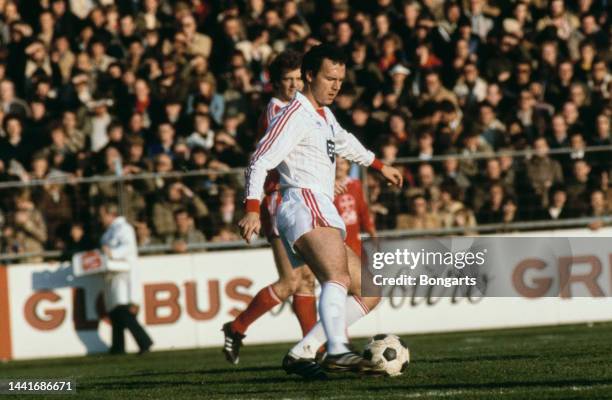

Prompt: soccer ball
xmin=363 ymin=334 xmax=410 ymax=377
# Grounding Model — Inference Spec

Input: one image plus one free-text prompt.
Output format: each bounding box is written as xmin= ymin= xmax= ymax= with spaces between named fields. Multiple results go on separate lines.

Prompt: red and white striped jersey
xmin=246 ymin=92 xmax=375 ymax=202
xmin=257 ymin=97 xmax=287 ymax=139
xmin=257 ymin=97 xmax=287 ymax=195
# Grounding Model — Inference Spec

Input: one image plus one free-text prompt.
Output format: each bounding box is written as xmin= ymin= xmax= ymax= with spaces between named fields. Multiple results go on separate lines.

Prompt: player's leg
xmin=294 ymin=226 xmax=351 ymax=353
xmin=291 ymin=264 xmax=317 ymax=336
xmin=291 ymin=227 xmax=380 ymax=373
xmin=282 ymin=226 xmax=349 ymax=379
xmin=345 ymin=245 xmax=381 ymax=311
xmin=289 ymin=245 xmax=381 ymax=361
xmin=222 ymin=239 xmax=295 ymax=364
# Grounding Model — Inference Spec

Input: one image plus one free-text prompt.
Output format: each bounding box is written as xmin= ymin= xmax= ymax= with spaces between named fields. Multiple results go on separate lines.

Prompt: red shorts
xmin=260 ymin=190 xmax=282 ymax=240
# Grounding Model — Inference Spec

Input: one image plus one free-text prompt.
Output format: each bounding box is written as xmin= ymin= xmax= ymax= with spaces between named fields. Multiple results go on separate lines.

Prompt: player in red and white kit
xmin=334 ymin=157 xmax=376 ymax=257
xmin=239 ymin=44 xmax=402 ymax=378
xmin=223 ymin=50 xmax=318 ymax=365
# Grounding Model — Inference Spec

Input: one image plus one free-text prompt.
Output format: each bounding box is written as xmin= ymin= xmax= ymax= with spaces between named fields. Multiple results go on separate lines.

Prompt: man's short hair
xmin=100 ymin=202 xmax=120 ymax=216
xmin=173 ymin=207 xmax=190 ymax=218
xmin=301 ymin=43 xmax=347 ymax=81
xmin=269 ymin=49 xmax=303 ymax=84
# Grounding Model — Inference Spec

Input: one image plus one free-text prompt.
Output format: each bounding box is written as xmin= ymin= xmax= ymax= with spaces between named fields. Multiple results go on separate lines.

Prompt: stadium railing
xmin=0 ymin=145 xmax=609 ymax=263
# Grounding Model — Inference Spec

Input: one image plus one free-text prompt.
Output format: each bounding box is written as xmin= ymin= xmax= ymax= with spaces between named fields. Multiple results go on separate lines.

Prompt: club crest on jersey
xmin=327 ymin=140 xmax=335 ymax=163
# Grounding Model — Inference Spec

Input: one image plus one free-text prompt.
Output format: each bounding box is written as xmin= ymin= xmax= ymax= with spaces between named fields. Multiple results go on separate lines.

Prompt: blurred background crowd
xmin=0 ymin=0 xmax=609 ymax=262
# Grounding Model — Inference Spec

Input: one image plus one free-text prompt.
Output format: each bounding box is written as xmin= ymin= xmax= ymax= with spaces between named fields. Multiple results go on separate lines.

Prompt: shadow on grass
xmin=417 ymin=354 xmax=541 ymax=364
xmin=99 ymin=365 xmax=281 ymax=380
xmin=360 ymin=377 xmax=612 ymax=392
xmin=80 ymin=375 xmax=347 ymax=394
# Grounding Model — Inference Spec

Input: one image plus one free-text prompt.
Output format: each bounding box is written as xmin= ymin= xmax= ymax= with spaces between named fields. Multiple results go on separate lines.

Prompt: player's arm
xmin=240 ymin=106 xmax=305 ymax=243
xmin=333 ymin=118 xmax=403 ymax=188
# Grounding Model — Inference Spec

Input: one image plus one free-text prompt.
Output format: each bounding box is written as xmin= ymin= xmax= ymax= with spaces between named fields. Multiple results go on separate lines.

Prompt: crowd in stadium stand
xmin=0 ymin=0 xmax=609 ymax=261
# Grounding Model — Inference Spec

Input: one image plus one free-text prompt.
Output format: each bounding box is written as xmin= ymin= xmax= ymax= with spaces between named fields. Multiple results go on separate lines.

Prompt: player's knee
xmin=326 ymin=272 xmax=350 ymax=289
xmin=297 ymin=270 xmax=315 ymax=294
xmin=272 ymin=281 xmax=292 ymax=300
xmin=278 ymin=275 xmax=300 ymax=296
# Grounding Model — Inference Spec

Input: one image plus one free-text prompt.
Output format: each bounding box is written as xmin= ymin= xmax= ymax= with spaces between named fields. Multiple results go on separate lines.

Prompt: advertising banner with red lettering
xmin=2 ymin=228 xmax=612 ymax=360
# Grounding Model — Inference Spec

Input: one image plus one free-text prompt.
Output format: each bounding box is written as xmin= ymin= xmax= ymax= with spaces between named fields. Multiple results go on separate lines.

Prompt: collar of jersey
xmin=294 ymin=91 xmax=329 ymax=124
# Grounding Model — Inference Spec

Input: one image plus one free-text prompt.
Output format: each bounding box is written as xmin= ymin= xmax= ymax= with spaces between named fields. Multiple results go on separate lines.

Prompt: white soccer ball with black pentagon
xmin=363 ymin=334 xmax=410 ymax=377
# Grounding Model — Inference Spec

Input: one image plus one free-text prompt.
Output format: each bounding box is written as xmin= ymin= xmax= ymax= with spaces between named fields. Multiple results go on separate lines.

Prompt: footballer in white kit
xmin=223 ymin=50 xmax=319 ymax=366
xmin=246 ymin=91 xmax=375 ymax=264
xmin=240 ymin=44 xmax=402 ymax=379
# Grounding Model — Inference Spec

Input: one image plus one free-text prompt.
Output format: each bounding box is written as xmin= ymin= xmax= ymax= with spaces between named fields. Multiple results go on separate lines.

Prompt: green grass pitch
xmin=2 ymin=322 xmax=612 ymax=399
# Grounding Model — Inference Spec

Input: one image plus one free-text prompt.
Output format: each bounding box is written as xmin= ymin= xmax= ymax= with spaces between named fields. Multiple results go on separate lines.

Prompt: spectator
xmin=60 ymin=223 xmax=94 ymax=261
xmin=476 ymin=183 xmax=506 ymax=224
xmin=453 ymin=62 xmax=487 ymax=113
xmin=438 ymin=155 xmax=471 ymax=194
xmin=420 ymin=70 xmax=458 ymax=106
xmin=166 ymin=208 xmax=207 ymax=253
xmin=566 ymin=160 xmax=593 ymax=216
xmin=152 ymin=181 xmax=208 ymax=238
xmin=477 ymin=102 xmax=506 ymax=149
xmin=540 ymin=186 xmax=574 ymax=220
xmin=147 ymin=122 xmax=176 ymax=158
xmin=180 ymin=14 xmax=212 ymax=59
xmin=459 ymin=131 xmax=493 ymax=178
xmin=0 ymin=114 xmax=31 ymax=167
xmin=396 ymin=194 xmax=441 ymax=230
xmin=206 ymin=185 xmax=242 ymax=239
xmin=526 ymin=137 xmax=564 ymax=208
xmin=5 ymin=191 xmax=47 ymax=262
xmin=37 ymin=175 xmax=72 ymax=248
xmin=0 ymin=0 xmax=608 ymax=260
xmin=133 ymin=218 xmax=161 ymax=248
xmin=438 ymin=182 xmax=469 ymax=228
xmin=0 ymin=80 xmax=29 ymax=117
xmin=586 ymin=189 xmax=610 ymax=230
xmin=186 ymin=112 xmax=215 ymax=151
xmin=211 ymin=223 xmax=241 ymax=242
xmin=367 ymin=171 xmax=399 ymax=230
xmin=469 ymin=158 xmax=515 ymax=213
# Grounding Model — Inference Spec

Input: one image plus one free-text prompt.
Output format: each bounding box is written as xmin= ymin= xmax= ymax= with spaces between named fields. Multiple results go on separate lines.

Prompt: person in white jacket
xmin=99 ymin=203 xmax=153 ymax=355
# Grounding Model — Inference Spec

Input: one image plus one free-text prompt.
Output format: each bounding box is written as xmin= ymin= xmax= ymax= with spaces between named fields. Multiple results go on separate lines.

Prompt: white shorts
xmin=277 ymin=188 xmax=346 ymax=268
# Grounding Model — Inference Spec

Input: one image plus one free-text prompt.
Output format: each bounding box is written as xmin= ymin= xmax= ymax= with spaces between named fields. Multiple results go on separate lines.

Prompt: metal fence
xmin=0 ymin=145 xmax=610 ymax=263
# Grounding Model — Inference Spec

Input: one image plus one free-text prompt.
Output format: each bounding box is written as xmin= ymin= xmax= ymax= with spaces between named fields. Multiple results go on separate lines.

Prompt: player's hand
xmin=238 ymin=212 xmax=261 ymax=244
xmin=334 ymin=181 xmax=347 ymax=195
xmin=380 ymin=165 xmax=403 ymax=188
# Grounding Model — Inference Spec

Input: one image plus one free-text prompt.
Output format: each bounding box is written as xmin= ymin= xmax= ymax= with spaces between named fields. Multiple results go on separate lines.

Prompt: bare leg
xmin=289 ymin=245 xmax=381 ymax=358
xmin=294 ymin=227 xmax=350 ymax=355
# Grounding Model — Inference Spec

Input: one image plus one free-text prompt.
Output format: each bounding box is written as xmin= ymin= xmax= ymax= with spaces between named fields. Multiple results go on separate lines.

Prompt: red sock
xmin=231 ymin=285 xmax=281 ymax=335
xmin=292 ymin=293 xmax=317 ymax=336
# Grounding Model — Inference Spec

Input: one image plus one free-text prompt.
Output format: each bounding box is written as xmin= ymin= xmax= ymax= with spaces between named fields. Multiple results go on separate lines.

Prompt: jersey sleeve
xmin=332 ymin=113 xmax=376 ymax=167
xmin=245 ymin=103 xmax=304 ymax=203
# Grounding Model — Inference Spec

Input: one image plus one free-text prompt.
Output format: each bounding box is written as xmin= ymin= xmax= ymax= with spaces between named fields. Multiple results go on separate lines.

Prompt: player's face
xmin=309 ymin=58 xmax=346 ymax=107
xmin=278 ymin=68 xmax=303 ymax=101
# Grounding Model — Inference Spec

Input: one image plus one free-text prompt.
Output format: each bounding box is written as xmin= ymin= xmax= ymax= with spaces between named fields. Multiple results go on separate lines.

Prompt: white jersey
xmin=246 ymin=91 xmax=375 ymax=202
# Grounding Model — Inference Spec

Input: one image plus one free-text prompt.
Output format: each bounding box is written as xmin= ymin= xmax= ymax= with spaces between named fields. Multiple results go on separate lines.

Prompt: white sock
xmin=290 ymin=295 xmax=369 ymax=358
xmin=318 ymin=281 xmax=349 ymax=355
